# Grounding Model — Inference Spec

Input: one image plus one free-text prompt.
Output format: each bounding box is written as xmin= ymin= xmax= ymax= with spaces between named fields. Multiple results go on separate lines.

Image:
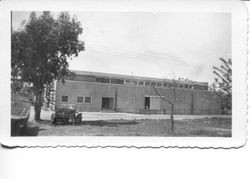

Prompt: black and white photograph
xmin=0 ymin=0 xmax=247 ymax=148
xmin=11 ymin=11 xmax=232 ymax=137
xmin=0 ymin=1 xmax=249 ymax=179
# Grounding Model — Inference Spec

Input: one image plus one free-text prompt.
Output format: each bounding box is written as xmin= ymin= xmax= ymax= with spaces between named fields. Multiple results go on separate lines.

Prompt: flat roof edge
xmin=69 ymin=70 xmax=208 ymax=86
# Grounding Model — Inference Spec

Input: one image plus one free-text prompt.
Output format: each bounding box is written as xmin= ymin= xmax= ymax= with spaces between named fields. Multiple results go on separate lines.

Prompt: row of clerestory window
xmin=94 ymin=77 xmax=195 ymax=89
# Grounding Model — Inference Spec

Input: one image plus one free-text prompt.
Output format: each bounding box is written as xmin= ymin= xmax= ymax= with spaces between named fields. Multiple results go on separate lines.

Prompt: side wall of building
xmin=56 ymin=80 xmax=221 ymax=114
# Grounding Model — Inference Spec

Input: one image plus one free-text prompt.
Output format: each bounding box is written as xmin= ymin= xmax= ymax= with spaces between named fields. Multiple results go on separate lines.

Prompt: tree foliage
xmin=211 ymin=58 xmax=232 ymax=113
xmin=11 ymin=11 xmax=84 ymax=120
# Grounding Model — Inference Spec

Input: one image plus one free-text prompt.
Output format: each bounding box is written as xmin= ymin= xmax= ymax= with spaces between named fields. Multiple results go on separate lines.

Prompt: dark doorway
xmin=102 ymin=97 xmax=114 ymax=109
xmin=145 ymin=97 xmax=150 ymax=109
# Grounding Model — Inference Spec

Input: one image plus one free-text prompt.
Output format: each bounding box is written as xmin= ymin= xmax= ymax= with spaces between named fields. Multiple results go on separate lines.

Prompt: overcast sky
xmin=12 ymin=12 xmax=231 ymax=83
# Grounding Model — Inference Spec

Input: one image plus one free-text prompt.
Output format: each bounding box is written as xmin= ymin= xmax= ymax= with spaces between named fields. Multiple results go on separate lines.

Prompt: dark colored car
xmin=52 ymin=108 xmax=82 ymax=125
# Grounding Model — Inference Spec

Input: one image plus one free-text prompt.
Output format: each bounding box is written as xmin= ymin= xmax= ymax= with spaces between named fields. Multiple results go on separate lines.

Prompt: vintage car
xmin=51 ymin=108 xmax=82 ymax=125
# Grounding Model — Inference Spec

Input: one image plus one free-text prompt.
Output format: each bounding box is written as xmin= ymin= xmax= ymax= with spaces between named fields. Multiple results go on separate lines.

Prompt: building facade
xmin=55 ymin=70 xmax=221 ymax=114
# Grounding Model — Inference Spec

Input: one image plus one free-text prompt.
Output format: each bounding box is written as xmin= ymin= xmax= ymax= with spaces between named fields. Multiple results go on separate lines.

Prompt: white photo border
xmin=0 ymin=0 xmax=247 ymax=148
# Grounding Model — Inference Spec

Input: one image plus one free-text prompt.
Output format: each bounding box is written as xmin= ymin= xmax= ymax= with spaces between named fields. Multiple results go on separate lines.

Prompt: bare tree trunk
xmin=170 ymin=105 xmax=174 ymax=136
xmin=47 ymin=86 xmax=51 ymax=109
xmin=114 ymin=87 xmax=117 ymax=112
xmin=190 ymin=92 xmax=194 ymax=114
xmin=34 ymin=90 xmax=42 ymax=121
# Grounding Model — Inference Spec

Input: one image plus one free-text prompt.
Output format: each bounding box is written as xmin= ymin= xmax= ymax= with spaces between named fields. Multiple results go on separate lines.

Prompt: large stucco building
xmin=55 ymin=70 xmax=221 ymax=114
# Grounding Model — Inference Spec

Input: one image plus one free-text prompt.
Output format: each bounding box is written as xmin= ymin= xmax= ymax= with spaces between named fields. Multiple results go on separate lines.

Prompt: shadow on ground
xmin=81 ymin=120 xmax=138 ymax=127
xmin=38 ymin=119 xmax=138 ymax=127
xmin=11 ymin=126 xmax=45 ymax=136
xmin=20 ymin=126 xmax=42 ymax=136
xmin=38 ymin=119 xmax=53 ymax=124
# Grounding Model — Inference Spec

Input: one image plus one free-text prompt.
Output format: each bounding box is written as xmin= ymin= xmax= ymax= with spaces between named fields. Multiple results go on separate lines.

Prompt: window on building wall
xmin=151 ymin=82 xmax=156 ymax=87
xmin=76 ymin=75 xmax=96 ymax=82
xmin=125 ymin=79 xmax=131 ymax=84
xmin=138 ymin=81 xmax=144 ymax=85
xmin=179 ymin=84 xmax=183 ymax=88
xmin=85 ymin=97 xmax=92 ymax=103
xmin=163 ymin=83 xmax=168 ymax=87
xmin=96 ymin=77 xmax=110 ymax=83
xmin=145 ymin=81 xmax=150 ymax=86
xmin=77 ymin=96 xmax=84 ymax=103
xmin=185 ymin=85 xmax=189 ymax=88
xmin=132 ymin=80 xmax=137 ymax=85
xmin=157 ymin=82 xmax=162 ymax=87
xmin=62 ymin=96 xmax=68 ymax=103
xmin=111 ymin=78 xmax=124 ymax=84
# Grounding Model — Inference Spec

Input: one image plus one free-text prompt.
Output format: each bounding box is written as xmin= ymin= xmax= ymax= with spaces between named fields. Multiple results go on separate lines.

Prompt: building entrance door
xmin=101 ymin=97 xmax=114 ymax=110
xmin=145 ymin=96 xmax=161 ymax=110
xmin=144 ymin=97 xmax=150 ymax=109
xmin=150 ymin=96 xmax=161 ymax=110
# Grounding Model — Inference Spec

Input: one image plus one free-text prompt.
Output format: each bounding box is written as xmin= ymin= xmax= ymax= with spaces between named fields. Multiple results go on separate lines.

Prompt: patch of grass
xmin=18 ymin=117 xmax=232 ymax=137
xmin=174 ymin=117 xmax=231 ymax=137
